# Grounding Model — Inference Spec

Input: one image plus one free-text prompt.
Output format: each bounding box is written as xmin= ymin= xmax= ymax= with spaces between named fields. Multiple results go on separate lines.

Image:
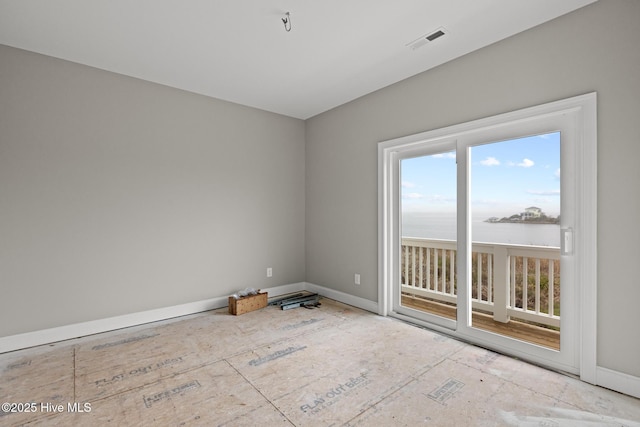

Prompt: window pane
xmin=400 ymin=151 xmax=457 ymax=320
xmin=470 ymin=133 xmax=561 ymax=350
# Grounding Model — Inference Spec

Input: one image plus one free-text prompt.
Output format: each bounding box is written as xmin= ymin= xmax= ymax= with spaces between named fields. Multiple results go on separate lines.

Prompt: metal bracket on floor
xmin=269 ymin=293 xmax=321 ymax=310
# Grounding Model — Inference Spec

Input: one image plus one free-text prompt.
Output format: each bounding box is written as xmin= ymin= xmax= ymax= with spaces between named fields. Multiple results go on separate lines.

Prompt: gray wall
xmin=305 ymin=0 xmax=640 ymax=377
xmin=1 ymin=0 xmax=638 ymax=380
xmin=0 ymin=45 xmax=306 ymax=337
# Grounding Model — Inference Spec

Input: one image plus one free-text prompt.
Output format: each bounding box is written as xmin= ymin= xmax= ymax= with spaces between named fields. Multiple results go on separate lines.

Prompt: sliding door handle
xmin=561 ymin=227 xmax=573 ymax=255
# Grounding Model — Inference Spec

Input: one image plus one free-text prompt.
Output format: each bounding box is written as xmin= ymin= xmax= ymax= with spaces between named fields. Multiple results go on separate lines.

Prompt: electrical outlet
xmin=267 ymin=268 xmax=273 ymax=278
xmin=354 ymin=273 xmax=361 ymax=285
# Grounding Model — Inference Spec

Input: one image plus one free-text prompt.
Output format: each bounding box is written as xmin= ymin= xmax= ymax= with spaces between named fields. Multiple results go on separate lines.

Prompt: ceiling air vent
xmin=407 ymin=27 xmax=447 ymax=50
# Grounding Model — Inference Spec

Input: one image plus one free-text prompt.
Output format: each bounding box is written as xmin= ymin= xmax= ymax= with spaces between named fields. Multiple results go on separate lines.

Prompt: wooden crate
xmin=228 ymin=292 xmax=268 ymax=315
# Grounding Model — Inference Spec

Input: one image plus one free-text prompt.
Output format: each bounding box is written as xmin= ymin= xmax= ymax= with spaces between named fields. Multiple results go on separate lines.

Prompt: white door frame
xmin=378 ymin=93 xmax=597 ymax=381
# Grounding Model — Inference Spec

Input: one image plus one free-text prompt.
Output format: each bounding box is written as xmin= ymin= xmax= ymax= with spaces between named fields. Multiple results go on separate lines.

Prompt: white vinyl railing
xmin=401 ymin=237 xmax=560 ymax=328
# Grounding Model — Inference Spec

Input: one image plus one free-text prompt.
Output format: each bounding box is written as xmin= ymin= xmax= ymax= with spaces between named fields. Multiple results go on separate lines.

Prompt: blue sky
xmin=401 ymin=132 xmax=561 ymax=218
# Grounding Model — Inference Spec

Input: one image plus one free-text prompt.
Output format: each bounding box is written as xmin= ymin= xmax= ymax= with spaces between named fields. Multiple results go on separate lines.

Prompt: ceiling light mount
xmin=282 ymin=12 xmax=292 ymax=32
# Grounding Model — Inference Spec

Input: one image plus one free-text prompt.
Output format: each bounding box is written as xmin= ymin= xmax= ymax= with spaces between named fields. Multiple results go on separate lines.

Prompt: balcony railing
xmin=401 ymin=237 xmax=560 ymax=328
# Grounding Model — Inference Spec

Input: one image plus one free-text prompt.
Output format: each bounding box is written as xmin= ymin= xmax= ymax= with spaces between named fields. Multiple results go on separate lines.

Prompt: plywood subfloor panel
xmin=1 ymin=298 xmax=637 ymax=426
xmin=0 ymin=347 xmax=75 ymax=425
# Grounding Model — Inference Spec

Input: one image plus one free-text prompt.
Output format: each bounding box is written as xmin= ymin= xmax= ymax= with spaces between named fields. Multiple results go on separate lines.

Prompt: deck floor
xmin=402 ymin=294 xmax=561 ymax=350
xmin=1 ymin=297 xmax=637 ymax=426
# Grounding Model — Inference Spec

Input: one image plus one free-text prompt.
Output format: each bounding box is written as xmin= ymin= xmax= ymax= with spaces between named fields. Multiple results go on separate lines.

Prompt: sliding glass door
xmin=379 ymin=94 xmax=596 ymax=376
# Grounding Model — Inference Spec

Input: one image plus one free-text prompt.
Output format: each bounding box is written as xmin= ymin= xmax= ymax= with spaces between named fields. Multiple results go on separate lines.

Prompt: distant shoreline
xmin=402 ymin=212 xmax=560 ymax=246
xmin=485 ymin=219 xmax=559 ymax=224
xmin=485 ymin=217 xmax=559 ymax=225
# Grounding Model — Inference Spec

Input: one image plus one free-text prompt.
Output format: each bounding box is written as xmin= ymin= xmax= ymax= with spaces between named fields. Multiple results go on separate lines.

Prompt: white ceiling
xmin=0 ymin=0 xmax=597 ymax=119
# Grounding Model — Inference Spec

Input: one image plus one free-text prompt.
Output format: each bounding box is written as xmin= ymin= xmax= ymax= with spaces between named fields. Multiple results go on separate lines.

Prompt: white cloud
xmin=402 ymin=193 xmax=456 ymax=204
xmin=480 ymin=156 xmax=500 ymax=166
xmin=402 ymin=181 xmax=416 ymax=188
xmin=554 ymin=168 xmax=561 ymax=179
xmin=527 ymin=189 xmax=560 ymax=196
xmin=517 ymin=158 xmax=534 ymax=168
xmin=472 ymin=197 xmax=501 ymax=205
xmin=430 ymin=194 xmax=456 ymax=203
xmin=403 ymin=192 xmax=424 ymax=199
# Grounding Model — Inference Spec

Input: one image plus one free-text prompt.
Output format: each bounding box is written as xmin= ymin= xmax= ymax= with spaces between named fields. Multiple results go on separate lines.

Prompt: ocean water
xmin=402 ymin=212 xmax=560 ymax=247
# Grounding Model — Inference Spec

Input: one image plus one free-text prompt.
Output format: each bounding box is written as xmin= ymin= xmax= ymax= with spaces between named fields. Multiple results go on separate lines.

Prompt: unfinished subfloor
xmin=1 ymin=298 xmax=638 ymax=426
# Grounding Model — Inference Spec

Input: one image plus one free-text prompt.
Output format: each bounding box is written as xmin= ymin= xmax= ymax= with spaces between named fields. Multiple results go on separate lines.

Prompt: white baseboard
xmin=596 ymin=366 xmax=640 ymax=398
xmin=5 ymin=283 xmax=637 ymax=400
xmin=0 ymin=282 xmax=307 ymax=354
xmin=304 ymin=282 xmax=379 ymax=313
